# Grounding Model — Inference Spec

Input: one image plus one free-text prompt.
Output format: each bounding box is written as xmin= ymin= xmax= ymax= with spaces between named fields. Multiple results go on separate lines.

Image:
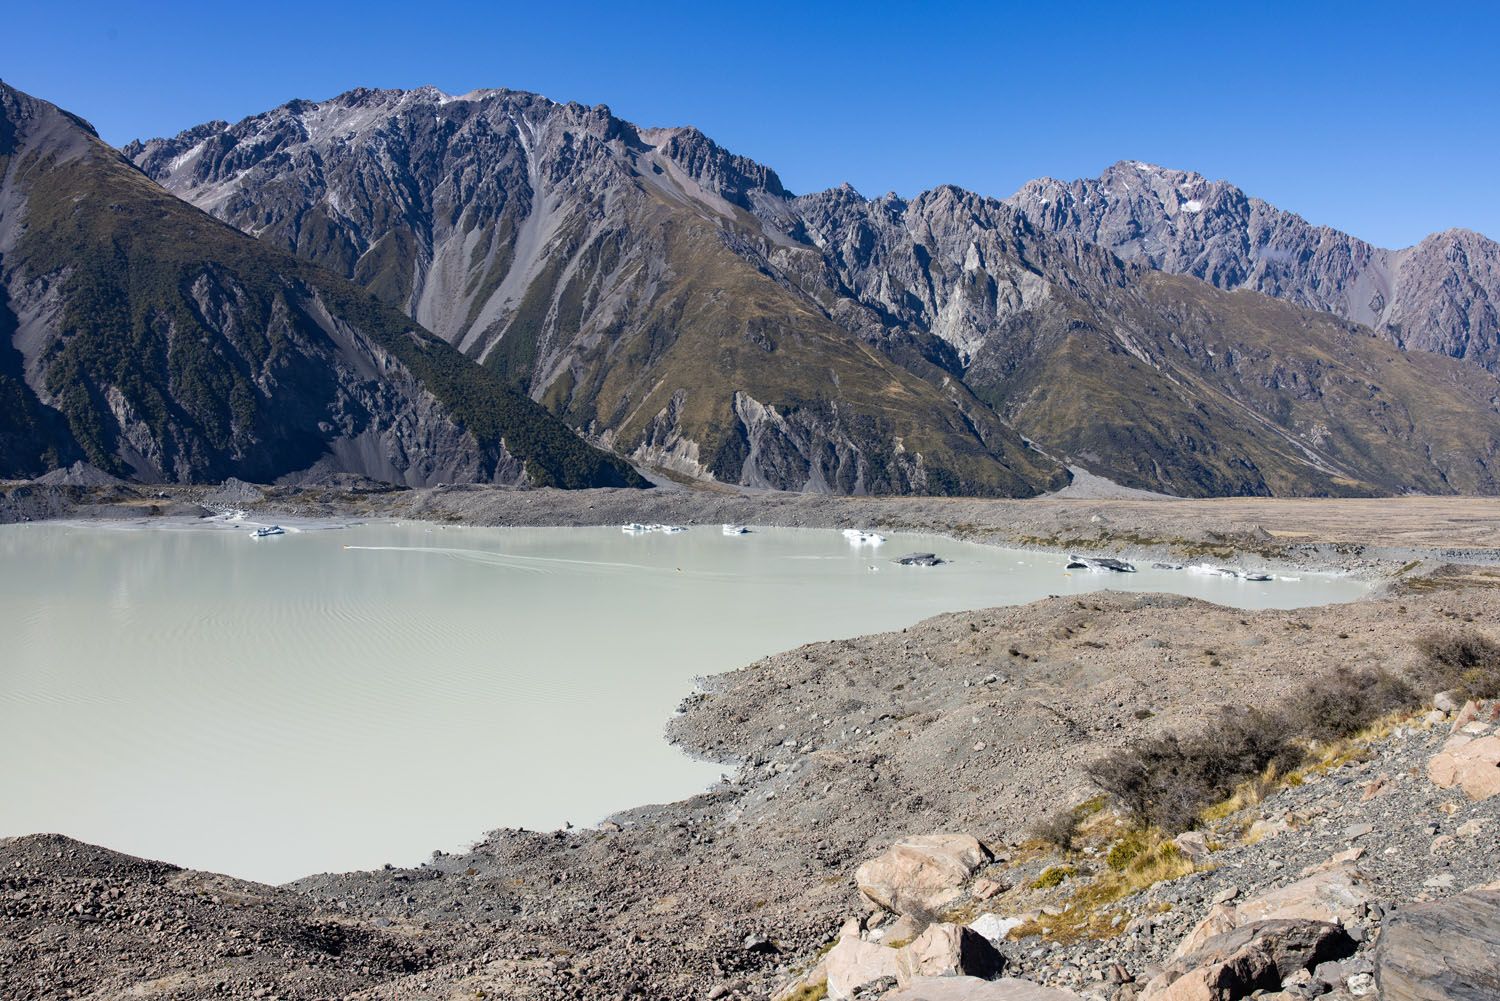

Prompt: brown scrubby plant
xmin=1413 ymin=630 xmax=1500 ymax=701
xmin=1089 ymin=657 xmax=1438 ymax=832
xmin=1285 ymin=666 xmax=1416 ymax=741
xmin=1086 ymin=706 xmax=1299 ymax=832
xmin=1028 ymin=807 xmax=1083 ymax=852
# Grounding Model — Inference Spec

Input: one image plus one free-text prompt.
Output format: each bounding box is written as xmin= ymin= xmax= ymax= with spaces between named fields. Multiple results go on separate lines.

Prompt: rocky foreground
xmin=3 ymin=491 xmax=1500 ymax=1000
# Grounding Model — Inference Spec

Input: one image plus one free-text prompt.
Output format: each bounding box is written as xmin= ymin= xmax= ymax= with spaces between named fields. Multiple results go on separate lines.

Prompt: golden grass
xmin=1009 ymin=822 xmax=1199 ymax=945
xmin=779 ymin=982 xmax=829 ymax=1001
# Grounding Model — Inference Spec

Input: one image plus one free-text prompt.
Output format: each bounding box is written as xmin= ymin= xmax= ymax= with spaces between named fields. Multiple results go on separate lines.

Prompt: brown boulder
xmin=825 ymin=934 xmax=901 ymax=999
xmin=856 ymin=834 xmax=993 ymax=916
xmin=1375 ymin=888 xmax=1500 ymax=1000
xmin=1427 ymin=733 xmax=1500 ymax=801
xmin=1172 ymin=864 xmax=1369 ymax=960
xmin=1143 ymin=919 xmax=1356 ymax=1001
xmin=895 ymin=922 xmax=1006 ymax=986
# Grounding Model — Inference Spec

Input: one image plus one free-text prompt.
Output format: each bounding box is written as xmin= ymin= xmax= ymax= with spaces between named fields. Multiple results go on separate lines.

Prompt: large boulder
xmin=895 ymin=923 xmax=1006 ymax=986
xmin=969 ymin=912 xmax=1025 ymax=944
xmin=825 ymin=934 xmax=901 ymax=999
xmin=1142 ymin=919 xmax=1356 ymax=1001
xmin=1172 ymin=864 xmax=1370 ymax=960
xmin=1427 ymin=733 xmax=1500 ymax=801
xmin=1375 ymin=887 xmax=1500 ymax=1000
xmin=883 ymin=976 xmax=1082 ymax=1000
xmin=856 ymin=834 xmax=993 ymax=916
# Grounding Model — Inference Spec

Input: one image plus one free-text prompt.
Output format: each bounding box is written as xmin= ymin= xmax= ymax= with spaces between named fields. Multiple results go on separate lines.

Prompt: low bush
xmin=1028 ymin=808 xmax=1083 ymax=852
xmin=1087 ymin=632 xmax=1500 ymax=833
xmin=1285 ymin=666 xmax=1416 ymax=741
xmin=1086 ymin=707 xmax=1298 ymax=832
xmin=1413 ymin=630 xmax=1500 ymax=701
xmin=1030 ymin=864 xmax=1077 ymax=889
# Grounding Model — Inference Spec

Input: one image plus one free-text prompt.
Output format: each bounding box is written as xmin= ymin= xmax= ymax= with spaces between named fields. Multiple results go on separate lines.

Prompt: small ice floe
xmin=842 ymin=528 xmax=887 ymax=545
xmin=250 ymin=525 xmax=285 ymax=539
xmin=1066 ymin=555 xmax=1137 ymax=573
xmin=895 ymin=552 xmax=946 ymax=567
xmin=657 ymin=525 xmax=687 ymax=534
xmin=622 ymin=523 xmax=655 ymax=534
xmin=1152 ymin=562 xmax=1185 ymax=571
xmin=722 ymin=524 xmax=750 ymax=536
xmin=1188 ymin=563 xmax=1273 ymax=581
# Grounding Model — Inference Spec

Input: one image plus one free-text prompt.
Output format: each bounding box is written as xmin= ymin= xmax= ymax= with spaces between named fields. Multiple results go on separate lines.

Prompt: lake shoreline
xmin=5 ymin=483 xmax=1500 ymax=998
xmin=9 ymin=479 xmax=1500 ymax=580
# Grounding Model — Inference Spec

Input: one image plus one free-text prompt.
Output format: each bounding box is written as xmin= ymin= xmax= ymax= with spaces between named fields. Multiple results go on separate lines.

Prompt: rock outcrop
xmin=856 ymin=834 xmax=993 ymax=917
xmin=1007 ymin=161 xmax=1500 ymax=371
xmin=1141 ymin=919 xmax=1356 ymax=1000
xmin=1375 ymin=887 xmax=1500 ymax=1000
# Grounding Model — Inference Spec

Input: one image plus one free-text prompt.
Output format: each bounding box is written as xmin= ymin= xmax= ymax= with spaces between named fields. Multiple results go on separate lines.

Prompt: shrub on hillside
xmin=1086 ymin=707 xmax=1298 ymax=832
xmin=1029 ymin=807 xmax=1083 ymax=852
xmin=1413 ymin=630 xmax=1500 ymax=701
xmin=1088 ymin=653 xmax=1442 ymax=832
xmin=1285 ymin=667 xmax=1416 ymax=740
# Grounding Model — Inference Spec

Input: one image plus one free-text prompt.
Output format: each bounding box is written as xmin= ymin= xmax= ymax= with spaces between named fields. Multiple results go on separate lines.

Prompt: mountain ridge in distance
xmin=1007 ymin=160 xmax=1500 ymax=369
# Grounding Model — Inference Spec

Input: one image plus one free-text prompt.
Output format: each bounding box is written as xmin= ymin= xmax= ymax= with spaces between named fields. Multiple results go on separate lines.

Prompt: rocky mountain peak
xmin=1007 ymin=160 xmax=1500 ymax=368
xmin=643 ymin=124 xmax=789 ymax=208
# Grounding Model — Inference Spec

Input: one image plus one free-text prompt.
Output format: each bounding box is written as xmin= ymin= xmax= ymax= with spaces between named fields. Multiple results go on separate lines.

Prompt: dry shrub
xmin=1028 ymin=807 xmax=1084 ymax=852
xmin=1413 ymin=630 xmax=1500 ymax=700
xmin=1086 ymin=707 xmax=1298 ymax=832
xmin=1285 ymin=666 xmax=1416 ymax=741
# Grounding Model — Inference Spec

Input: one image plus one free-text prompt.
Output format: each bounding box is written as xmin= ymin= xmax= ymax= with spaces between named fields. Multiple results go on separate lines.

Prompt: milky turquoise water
xmin=0 ymin=520 xmax=1368 ymax=883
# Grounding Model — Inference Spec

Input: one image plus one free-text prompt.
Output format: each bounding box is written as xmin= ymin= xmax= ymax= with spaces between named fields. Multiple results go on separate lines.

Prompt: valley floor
xmin=2 ymin=483 xmax=1499 ymax=1000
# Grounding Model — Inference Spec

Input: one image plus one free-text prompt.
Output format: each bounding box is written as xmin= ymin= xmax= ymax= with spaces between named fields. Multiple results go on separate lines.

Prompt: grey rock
xmin=1375 ymin=887 xmax=1500 ymax=1000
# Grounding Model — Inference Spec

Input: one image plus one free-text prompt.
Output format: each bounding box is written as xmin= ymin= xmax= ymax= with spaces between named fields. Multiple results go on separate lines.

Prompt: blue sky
xmin=7 ymin=0 xmax=1495 ymax=247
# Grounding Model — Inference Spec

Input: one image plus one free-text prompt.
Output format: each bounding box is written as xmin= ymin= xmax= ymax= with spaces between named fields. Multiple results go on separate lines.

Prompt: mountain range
xmin=0 ymin=83 xmax=642 ymax=488
xmin=4 ymin=81 xmax=1499 ymax=497
xmin=1008 ymin=161 xmax=1500 ymax=369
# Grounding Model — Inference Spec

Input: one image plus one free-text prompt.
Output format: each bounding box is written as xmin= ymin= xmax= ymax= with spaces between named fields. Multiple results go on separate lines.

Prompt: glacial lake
xmin=0 ymin=520 xmax=1368 ymax=883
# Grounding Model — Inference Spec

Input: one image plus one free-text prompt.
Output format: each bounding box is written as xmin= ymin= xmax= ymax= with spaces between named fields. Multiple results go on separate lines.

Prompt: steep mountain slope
xmin=1007 ymin=161 xmax=1500 ymax=369
xmin=782 ymin=185 xmax=1500 ymax=496
xmin=130 ymin=87 xmax=1500 ymax=497
xmin=0 ymin=82 xmax=642 ymax=487
xmin=128 ymin=88 xmax=1065 ymax=496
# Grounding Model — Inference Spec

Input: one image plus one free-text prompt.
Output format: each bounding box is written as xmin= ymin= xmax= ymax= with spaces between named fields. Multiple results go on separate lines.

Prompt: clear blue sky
xmin=6 ymin=0 xmax=1495 ymax=247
